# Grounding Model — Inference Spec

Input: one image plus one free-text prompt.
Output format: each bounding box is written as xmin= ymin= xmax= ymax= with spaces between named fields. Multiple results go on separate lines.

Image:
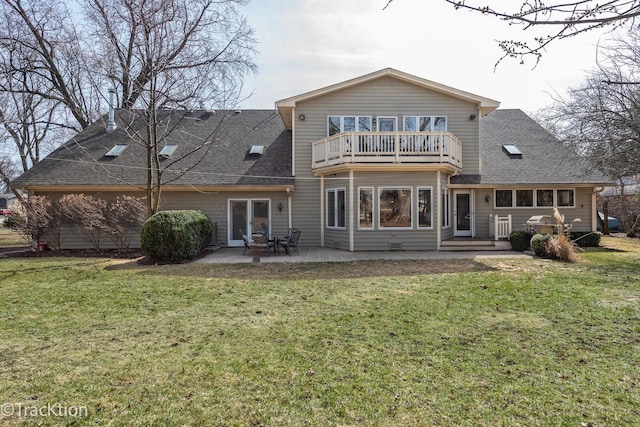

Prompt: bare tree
xmin=539 ymin=32 xmax=640 ymax=233
xmin=384 ymin=1 xmax=639 ymax=66
xmin=80 ymin=0 xmax=256 ymax=215
xmin=0 ymin=0 xmax=99 ymax=130
xmin=2 ymin=0 xmax=257 ymax=216
xmin=0 ymin=0 xmax=88 ymax=195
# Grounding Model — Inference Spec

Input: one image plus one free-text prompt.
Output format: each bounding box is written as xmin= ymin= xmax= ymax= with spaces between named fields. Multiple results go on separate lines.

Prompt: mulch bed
xmin=1 ymin=247 xmax=143 ymax=259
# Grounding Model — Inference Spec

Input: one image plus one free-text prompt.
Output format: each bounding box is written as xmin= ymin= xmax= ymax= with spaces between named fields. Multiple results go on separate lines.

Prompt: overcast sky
xmin=238 ymin=0 xmax=621 ymax=114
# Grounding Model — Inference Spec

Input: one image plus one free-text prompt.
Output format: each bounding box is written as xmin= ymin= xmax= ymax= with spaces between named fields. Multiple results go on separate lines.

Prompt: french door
xmin=228 ymin=199 xmax=270 ymax=246
xmin=454 ymin=190 xmax=473 ymax=237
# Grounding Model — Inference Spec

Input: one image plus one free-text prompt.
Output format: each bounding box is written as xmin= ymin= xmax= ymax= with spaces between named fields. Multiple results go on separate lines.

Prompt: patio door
xmin=377 ymin=117 xmax=397 ymax=152
xmin=228 ymin=199 xmax=270 ymax=247
xmin=454 ymin=190 xmax=473 ymax=237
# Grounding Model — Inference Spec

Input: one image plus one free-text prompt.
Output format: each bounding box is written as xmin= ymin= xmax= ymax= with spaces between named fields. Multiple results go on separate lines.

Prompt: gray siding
xmin=473 ymin=187 xmax=596 ymax=238
xmin=322 ymin=171 xmax=449 ymax=251
xmin=38 ymin=190 xmax=291 ymax=250
xmin=291 ymin=76 xmax=480 ymax=247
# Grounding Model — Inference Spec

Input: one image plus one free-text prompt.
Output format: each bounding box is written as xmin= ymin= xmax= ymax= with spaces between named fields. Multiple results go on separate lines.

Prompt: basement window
xmin=159 ymin=145 xmax=178 ymax=158
xmin=249 ymin=145 xmax=264 ymax=155
xmin=104 ymin=144 xmax=128 ymax=157
xmin=502 ymin=144 xmax=523 ymax=158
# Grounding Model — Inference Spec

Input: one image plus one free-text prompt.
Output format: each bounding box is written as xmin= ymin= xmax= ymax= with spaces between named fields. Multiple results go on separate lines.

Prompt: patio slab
xmin=195 ymin=247 xmax=532 ymax=264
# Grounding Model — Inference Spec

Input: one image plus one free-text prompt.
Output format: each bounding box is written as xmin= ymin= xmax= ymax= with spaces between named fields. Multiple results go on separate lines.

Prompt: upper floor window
xmin=403 ymin=116 xmax=447 ymax=132
xmin=328 ymin=116 xmax=372 ymax=136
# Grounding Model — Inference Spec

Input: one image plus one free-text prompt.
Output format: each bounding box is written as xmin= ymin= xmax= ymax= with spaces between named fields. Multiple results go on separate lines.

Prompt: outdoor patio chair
xmin=279 ymin=228 xmax=301 ymax=255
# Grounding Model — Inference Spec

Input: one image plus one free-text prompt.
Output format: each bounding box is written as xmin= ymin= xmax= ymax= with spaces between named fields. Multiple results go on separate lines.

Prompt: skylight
xmin=502 ymin=144 xmax=523 ymax=157
xmin=104 ymin=144 xmax=128 ymax=157
xmin=159 ymin=145 xmax=178 ymax=158
xmin=249 ymin=145 xmax=264 ymax=155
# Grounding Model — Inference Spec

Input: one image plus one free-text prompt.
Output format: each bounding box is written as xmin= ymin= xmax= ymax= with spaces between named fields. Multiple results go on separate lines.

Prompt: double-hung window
xmin=327 ymin=188 xmax=346 ymax=229
xmin=358 ymin=187 xmax=374 ymax=229
xmin=442 ymin=187 xmax=450 ymax=228
xmin=417 ymin=187 xmax=433 ymax=228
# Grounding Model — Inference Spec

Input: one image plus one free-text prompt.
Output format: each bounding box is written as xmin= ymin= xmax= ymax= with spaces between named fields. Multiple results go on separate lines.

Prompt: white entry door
xmin=228 ymin=199 xmax=270 ymax=246
xmin=454 ymin=190 xmax=473 ymax=237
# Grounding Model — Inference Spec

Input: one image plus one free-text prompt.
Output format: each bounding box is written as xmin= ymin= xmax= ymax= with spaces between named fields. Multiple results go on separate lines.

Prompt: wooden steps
xmin=440 ymin=239 xmax=511 ymax=251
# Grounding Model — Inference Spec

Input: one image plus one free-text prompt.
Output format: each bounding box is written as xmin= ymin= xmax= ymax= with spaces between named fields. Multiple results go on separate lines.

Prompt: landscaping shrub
xmin=141 ymin=210 xmax=213 ymax=263
xmin=530 ymin=233 xmax=551 ymax=257
xmin=106 ymin=196 xmax=147 ymax=250
xmin=509 ymin=230 xmax=533 ymax=252
xmin=546 ymin=234 xmax=579 ymax=262
xmin=58 ymin=194 xmax=108 ymax=250
xmin=570 ymin=231 xmax=601 ymax=247
xmin=6 ymin=195 xmax=62 ymax=250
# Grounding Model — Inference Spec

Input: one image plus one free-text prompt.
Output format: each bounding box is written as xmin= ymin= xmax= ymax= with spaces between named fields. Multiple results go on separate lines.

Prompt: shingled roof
xmin=451 ymin=109 xmax=612 ymax=186
xmin=12 ymin=109 xmax=293 ymax=189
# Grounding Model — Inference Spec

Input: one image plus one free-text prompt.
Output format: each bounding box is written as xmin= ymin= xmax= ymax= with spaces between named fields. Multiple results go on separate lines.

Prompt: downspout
xmin=320 ymin=176 xmax=325 ymax=247
xmin=291 ymin=109 xmax=296 ymax=177
xmin=436 ymin=171 xmax=441 ymax=250
xmin=593 ymin=187 xmax=605 ymax=232
xmin=349 ymin=170 xmax=354 ymax=252
xmin=287 ymin=188 xmax=292 ymax=229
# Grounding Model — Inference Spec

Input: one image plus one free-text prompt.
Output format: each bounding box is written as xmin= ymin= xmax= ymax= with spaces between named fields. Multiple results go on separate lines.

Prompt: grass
xmin=0 ymin=236 xmax=638 ymax=426
xmin=0 ymin=227 xmax=29 ymax=248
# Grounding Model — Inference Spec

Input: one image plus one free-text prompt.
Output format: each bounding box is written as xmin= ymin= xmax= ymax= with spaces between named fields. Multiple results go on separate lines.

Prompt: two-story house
xmin=11 ymin=68 xmax=611 ymax=250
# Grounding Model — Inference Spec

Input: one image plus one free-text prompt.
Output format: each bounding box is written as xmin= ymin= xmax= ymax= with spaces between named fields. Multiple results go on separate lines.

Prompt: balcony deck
xmin=311 ymin=131 xmax=462 ymax=170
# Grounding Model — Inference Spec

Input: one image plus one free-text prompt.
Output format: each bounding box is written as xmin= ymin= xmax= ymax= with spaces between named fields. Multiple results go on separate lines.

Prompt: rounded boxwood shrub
xmin=530 ymin=233 xmax=551 ymax=257
xmin=509 ymin=230 xmax=532 ymax=252
xmin=141 ymin=210 xmax=213 ymax=263
xmin=570 ymin=231 xmax=601 ymax=247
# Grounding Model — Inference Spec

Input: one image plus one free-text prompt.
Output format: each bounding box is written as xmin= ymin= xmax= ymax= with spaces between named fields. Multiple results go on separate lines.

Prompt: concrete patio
xmin=195 ymin=247 xmax=532 ymax=264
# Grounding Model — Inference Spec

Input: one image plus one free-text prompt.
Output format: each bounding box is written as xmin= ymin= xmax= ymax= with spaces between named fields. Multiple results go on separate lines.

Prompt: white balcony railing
xmin=311 ymin=131 xmax=463 ymax=169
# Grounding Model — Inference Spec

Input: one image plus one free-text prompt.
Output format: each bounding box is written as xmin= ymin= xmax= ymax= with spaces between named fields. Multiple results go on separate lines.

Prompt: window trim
xmin=417 ymin=186 xmax=434 ymax=229
xmin=403 ymin=115 xmax=448 ymax=132
xmin=358 ymin=187 xmax=374 ymax=230
xmin=557 ymin=188 xmax=575 ymax=208
xmin=536 ymin=189 xmax=554 ymax=207
xmin=442 ymin=187 xmax=450 ymax=229
xmin=378 ymin=187 xmax=413 ymax=229
xmin=494 ymin=188 xmax=576 ymax=209
xmin=515 ymin=189 xmax=534 ymax=208
xmin=326 ymin=188 xmax=347 ymax=230
xmin=327 ymin=115 xmax=372 ymax=136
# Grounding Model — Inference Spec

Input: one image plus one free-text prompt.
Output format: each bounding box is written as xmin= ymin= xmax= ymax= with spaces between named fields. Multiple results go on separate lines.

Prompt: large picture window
xmin=379 ymin=188 xmax=412 ymax=228
xmin=359 ymin=187 xmax=373 ymax=229
xmin=326 ymin=188 xmax=346 ymax=229
xmin=418 ymin=187 xmax=432 ymax=228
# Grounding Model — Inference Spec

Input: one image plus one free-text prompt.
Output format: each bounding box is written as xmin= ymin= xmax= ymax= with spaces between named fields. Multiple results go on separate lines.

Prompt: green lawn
xmin=0 ymin=227 xmax=29 ymax=248
xmin=0 ymin=238 xmax=639 ymax=426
